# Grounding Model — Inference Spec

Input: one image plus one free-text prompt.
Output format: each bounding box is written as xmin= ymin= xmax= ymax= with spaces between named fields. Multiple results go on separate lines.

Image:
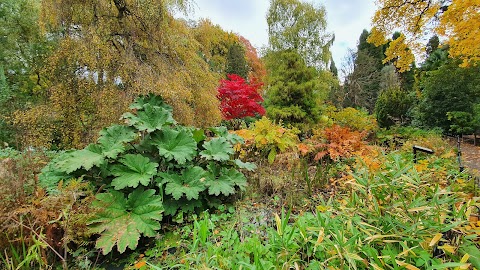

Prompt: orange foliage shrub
xmin=309 ymin=125 xmax=369 ymax=161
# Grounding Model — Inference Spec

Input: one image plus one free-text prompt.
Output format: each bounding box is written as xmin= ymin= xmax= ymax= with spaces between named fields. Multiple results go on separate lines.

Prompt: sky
xmin=182 ymin=0 xmax=377 ymax=70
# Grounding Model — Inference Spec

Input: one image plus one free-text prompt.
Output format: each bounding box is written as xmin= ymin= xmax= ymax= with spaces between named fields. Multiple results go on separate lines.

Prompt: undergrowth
xmin=1 ymin=103 xmax=479 ymax=269
xmin=139 ymin=152 xmax=480 ymax=269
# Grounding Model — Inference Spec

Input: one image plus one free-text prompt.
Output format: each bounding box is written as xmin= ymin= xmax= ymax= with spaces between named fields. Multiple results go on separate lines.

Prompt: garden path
xmin=460 ymin=141 xmax=480 ymax=176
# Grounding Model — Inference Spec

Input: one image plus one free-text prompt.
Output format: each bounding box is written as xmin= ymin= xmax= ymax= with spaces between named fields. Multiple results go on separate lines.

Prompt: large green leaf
xmin=152 ymin=127 xmax=197 ymax=164
xmin=89 ymin=189 xmax=163 ymax=255
xmin=209 ymin=126 xmax=245 ymax=144
xmin=97 ymin=125 xmax=137 ymax=159
xmin=56 ymin=144 xmax=105 ymax=174
xmin=206 ymin=167 xmax=247 ymax=196
xmin=110 ymin=154 xmax=158 ymax=190
xmin=190 ymin=128 xmax=206 ymax=143
xmin=129 ymin=94 xmax=173 ymax=110
xmin=200 ymin=137 xmax=234 ymax=161
xmin=159 ymin=166 xmax=207 ymax=200
xmin=38 ymin=154 xmax=73 ymax=194
xmin=127 ymin=189 xmax=164 ymax=236
xmin=162 ymin=196 xmax=203 ymax=216
xmin=122 ymin=103 xmax=175 ymax=133
xmin=234 ymin=159 xmax=257 ymax=171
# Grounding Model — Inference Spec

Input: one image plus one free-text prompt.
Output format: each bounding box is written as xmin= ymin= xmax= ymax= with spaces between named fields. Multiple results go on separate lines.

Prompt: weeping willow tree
xmin=14 ymin=0 xmax=222 ymax=148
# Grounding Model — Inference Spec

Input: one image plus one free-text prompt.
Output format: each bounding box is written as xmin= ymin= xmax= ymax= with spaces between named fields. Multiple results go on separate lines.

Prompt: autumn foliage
xmin=217 ymin=74 xmax=265 ymax=120
xmin=310 ymin=125 xmax=368 ymax=161
xmin=238 ymin=35 xmax=267 ymax=84
xmin=369 ymin=0 xmax=480 ymax=70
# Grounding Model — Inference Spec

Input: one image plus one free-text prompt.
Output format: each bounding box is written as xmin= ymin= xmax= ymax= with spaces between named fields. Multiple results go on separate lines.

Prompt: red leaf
xmin=217 ymin=74 xmax=265 ymax=120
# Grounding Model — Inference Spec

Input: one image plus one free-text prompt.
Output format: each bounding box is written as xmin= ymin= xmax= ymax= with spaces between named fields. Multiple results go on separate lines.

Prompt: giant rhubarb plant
xmin=39 ymin=94 xmax=255 ymax=254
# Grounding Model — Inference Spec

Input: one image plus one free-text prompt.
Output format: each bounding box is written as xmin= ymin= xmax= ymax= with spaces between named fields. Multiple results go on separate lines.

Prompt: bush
xmin=234 ymin=117 xmax=299 ymax=164
xmin=307 ymin=125 xmax=369 ymax=162
xmin=375 ymin=86 xmax=413 ymax=128
xmin=376 ymin=126 xmax=448 ymax=154
xmin=0 ymin=149 xmax=94 ymax=269
xmin=217 ymin=74 xmax=265 ymax=121
xmin=328 ymin=106 xmax=378 ymax=134
xmin=38 ymin=94 xmax=253 ymax=255
xmin=265 ymin=50 xmax=325 ymax=131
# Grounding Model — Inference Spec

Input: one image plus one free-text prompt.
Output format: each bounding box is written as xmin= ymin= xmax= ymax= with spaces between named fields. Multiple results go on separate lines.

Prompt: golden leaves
xmin=437 ymin=0 xmax=480 ymax=67
xmin=18 ymin=0 xmax=224 ymax=149
xmin=367 ymin=27 xmax=387 ymax=47
xmin=371 ymin=0 xmax=480 ymax=70
xmin=12 ymin=105 xmax=58 ymax=148
xmin=382 ymin=34 xmax=416 ymax=72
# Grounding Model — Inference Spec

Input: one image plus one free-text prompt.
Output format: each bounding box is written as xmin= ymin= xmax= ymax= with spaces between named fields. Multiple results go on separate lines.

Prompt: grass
xmin=0 ymin=221 xmax=48 ymax=270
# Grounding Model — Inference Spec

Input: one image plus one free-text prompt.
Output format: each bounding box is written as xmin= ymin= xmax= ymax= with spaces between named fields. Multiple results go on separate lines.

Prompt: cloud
xmin=190 ymin=0 xmax=269 ymax=49
xmin=323 ymin=0 xmax=376 ymax=65
xmin=184 ymin=0 xmax=376 ymax=70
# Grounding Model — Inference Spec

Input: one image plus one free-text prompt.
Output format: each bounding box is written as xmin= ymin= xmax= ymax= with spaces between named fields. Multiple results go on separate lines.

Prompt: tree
xmin=447 ymin=111 xmax=476 ymax=135
xmin=375 ymin=86 xmax=413 ymax=128
xmin=0 ymin=0 xmax=53 ymax=94
xmin=426 ymin=35 xmax=440 ymax=56
xmin=14 ymin=0 xmax=222 ymax=149
xmin=264 ymin=50 xmax=324 ymax=129
xmin=266 ymin=0 xmax=333 ymax=69
xmin=0 ymin=0 xmax=56 ymax=146
xmin=416 ymin=60 xmax=480 ymax=131
xmin=375 ymin=53 xmax=415 ymax=128
xmin=225 ymin=43 xmax=249 ymax=79
xmin=193 ymin=19 xmax=239 ymax=74
xmin=369 ymin=0 xmax=480 ymax=70
xmin=238 ymin=35 xmax=267 ymax=84
xmin=340 ymin=29 xmax=417 ymax=114
xmin=329 ymin=60 xmax=338 ymax=78
xmin=380 ymin=65 xmax=400 ymax=91
xmin=217 ymin=74 xmax=265 ymax=120
xmin=357 ymin=29 xmax=385 ymax=69
xmin=340 ymin=30 xmax=385 ymax=111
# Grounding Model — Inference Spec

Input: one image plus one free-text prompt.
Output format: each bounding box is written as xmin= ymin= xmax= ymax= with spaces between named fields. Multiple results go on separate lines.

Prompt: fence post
xmin=457 ymin=135 xmax=464 ymax=172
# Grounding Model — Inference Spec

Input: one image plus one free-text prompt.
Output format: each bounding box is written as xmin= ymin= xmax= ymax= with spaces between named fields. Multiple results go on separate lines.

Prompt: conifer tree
xmin=226 ymin=43 xmax=249 ymax=79
xmin=265 ymin=50 xmax=323 ymax=129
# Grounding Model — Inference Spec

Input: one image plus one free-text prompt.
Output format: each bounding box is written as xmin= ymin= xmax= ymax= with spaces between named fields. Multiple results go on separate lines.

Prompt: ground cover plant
xmin=2 ymin=98 xmax=479 ymax=269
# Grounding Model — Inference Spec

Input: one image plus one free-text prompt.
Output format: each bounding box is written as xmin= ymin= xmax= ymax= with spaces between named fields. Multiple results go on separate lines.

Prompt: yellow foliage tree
xmin=192 ymin=19 xmax=239 ymax=74
xmin=369 ymin=0 xmax=480 ymax=70
xmin=15 ymin=0 xmax=222 ymax=149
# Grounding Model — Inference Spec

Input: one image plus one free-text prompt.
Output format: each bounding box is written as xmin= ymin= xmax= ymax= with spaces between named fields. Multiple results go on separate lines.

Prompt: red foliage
xmin=217 ymin=74 xmax=266 ymax=120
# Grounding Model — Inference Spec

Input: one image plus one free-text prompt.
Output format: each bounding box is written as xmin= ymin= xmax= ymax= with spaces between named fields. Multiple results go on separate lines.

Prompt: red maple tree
xmin=217 ymin=74 xmax=265 ymax=120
